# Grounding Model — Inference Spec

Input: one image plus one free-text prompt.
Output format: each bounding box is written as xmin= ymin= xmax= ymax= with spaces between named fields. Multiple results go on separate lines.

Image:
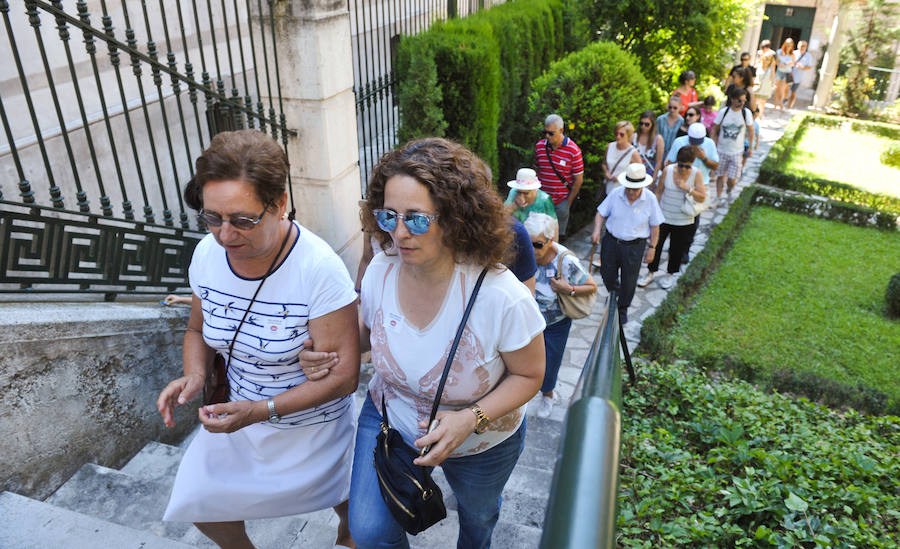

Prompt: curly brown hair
xmin=189 ymin=129 xmax=288 ymax=210
xmin=362 ymin=138 xmax=512 ymax=268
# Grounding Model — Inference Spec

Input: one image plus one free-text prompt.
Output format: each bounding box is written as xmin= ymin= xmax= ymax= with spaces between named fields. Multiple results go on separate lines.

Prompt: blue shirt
xmin=656 ymin=113 xmax=684 ymax=160
xmin=666 ymin=136 xmax=719 ymax=184
xmin=507 ymin=218 xmax=537 ymax=283
xmin=596 ymin=186 xmax=664 ymax=240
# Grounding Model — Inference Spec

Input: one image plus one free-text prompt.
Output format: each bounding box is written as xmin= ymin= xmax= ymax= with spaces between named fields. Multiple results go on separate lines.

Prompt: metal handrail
xmin=539 ymin=292 xmax=624 ymax=548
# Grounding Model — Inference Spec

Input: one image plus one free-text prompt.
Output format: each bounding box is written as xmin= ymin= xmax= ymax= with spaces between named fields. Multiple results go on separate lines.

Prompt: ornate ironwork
xmin=0 ymin=201 xmax=202 ymax=300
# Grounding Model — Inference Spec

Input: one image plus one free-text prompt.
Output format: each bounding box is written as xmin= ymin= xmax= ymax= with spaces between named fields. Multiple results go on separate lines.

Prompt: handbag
xmin=681 ymin=191 xmax=707 ymax=217
xmin=201 ymin=224 xmax=294 ymax=406
xmin=555 ymin=250 xmax=597 ymax=319
xmin=373 ymin=268 xmax=488 ymax=535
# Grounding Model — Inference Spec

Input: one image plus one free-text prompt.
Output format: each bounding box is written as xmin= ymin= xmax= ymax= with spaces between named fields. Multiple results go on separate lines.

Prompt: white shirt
xmin=714 ymin=107 xmax=753 ymax=155
xmin=596 ymin=186 xmax=664 ymax=240
xmin=361 ymin=253 xmax=545 ymax=457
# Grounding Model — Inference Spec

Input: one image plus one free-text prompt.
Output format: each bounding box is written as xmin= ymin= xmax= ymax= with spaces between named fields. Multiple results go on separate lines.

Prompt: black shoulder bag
xmin=545 ymin=142 xmax=570 ymax=190
xmin=373 ymin=268 xmax=488 ymax=535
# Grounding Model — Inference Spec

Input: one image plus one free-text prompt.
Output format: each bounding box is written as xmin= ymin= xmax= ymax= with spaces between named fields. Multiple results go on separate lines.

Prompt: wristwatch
xmin=267 ymin=398 xmax=281 ymax=424
xmin=471 ymin=404 xmax=491 ymax=434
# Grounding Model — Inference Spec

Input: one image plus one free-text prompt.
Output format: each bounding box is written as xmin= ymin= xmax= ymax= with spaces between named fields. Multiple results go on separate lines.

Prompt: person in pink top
xmin=533 ymin=114 xmax=584 ymax=236
xmin=700 ymin=96 xmax=717 ymax=132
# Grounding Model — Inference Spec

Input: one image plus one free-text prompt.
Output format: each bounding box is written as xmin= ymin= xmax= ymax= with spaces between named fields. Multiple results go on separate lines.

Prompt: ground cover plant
xmin=782 ymin=125 xmax=900 ymax=198
xmin=669 ymin=207 xmax=900 ymax=413
xmin=617 ymin=359 xmax=900 ymax=547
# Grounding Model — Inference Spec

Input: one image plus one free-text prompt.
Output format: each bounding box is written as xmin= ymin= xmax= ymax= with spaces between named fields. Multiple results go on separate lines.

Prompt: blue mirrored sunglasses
xmin=373 ymin=209 xmax=438 ymax=235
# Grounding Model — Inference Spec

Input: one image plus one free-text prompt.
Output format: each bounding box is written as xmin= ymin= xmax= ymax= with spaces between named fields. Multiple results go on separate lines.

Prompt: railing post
xmin=252 ymin=0 xmax=363 ymax=270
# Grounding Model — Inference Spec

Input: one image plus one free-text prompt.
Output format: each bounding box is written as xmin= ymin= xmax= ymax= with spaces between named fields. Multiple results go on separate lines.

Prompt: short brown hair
xmin=189 ymin=130 xmax=288 ymax=210
xmin=363 ymin=138 xmax=511 ymax=268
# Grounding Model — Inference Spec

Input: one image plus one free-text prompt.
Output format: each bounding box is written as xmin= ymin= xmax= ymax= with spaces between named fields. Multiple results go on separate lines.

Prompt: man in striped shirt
xmin=534 ymin=114 xmax=584 ymax=236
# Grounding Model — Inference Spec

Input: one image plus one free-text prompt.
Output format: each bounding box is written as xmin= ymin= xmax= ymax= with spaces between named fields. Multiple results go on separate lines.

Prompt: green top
xmin=506 ymin=189 xmax=558 ymax=223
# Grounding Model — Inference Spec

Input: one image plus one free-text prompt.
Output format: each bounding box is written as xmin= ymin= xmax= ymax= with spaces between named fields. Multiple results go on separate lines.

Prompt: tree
xmin=839 ymin=0 xmax=900 ymax=116
xmin=580 ymin=0 xmax=757 ymax=100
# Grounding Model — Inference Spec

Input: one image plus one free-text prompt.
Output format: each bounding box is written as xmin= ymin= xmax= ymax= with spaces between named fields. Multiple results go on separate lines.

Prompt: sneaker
xmin=637 ymin=271 xmax=654 ymax=287
xmin=537 ymin=394 xmax=555 ymax=418
xmin=659 ymin=274 xmax=676 ymax=290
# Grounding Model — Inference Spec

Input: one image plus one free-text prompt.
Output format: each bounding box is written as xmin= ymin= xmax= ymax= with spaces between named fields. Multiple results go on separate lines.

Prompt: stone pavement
xmin=526 ymin=103 xmax=800 ymax=421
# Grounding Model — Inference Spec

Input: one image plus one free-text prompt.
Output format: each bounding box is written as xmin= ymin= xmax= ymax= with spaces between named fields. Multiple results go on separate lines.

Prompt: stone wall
xmin=0 ymin=303 xmax=197 ymax=500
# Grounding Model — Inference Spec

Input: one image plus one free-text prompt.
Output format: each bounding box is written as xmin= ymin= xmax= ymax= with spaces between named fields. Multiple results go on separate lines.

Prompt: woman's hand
xmin=197 ymin=400 xmax=263 ymax=433
xmin=157 ymin=373 xmax=205 ymax=428
xmin=297 ymin=338 xmax=339 ymax=381
xmin=643 ymin=247 xmax=656 ymax=264
xmin=413 ymin=408 xmax=477 ymax=467
xmin=548 ymin=276 xmax=572 ymax=295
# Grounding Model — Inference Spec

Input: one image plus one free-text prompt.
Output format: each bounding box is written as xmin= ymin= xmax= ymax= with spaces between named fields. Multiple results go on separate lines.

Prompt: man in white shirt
xmin=711 ymin=87 xmax=754 ymax=205
xmin=788 ymin=41 xmax=815 ymax=109
xmin=590 ymin=163 xmax=664 ymax=324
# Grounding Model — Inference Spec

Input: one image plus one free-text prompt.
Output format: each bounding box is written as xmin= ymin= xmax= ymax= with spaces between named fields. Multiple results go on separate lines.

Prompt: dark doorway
xmin=771 ymin=26 xmax=802 ymax=48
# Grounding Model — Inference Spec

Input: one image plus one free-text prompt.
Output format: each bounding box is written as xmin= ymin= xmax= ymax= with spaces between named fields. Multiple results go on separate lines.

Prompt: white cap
xmin=688 ymin=123 xmax=707 ymax=144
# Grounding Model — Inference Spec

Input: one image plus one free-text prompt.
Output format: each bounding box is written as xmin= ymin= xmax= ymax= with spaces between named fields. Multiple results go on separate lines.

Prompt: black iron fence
xmin=0 ymin=0 xmax=293 ymax=299
xmin=349 ymin=0 xmax=499 ymax=191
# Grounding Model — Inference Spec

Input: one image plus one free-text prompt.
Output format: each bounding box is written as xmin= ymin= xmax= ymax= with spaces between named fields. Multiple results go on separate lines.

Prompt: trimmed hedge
xmin=395 ymin=0 xmax=572 ymax=180
xmin=639 ymin=185 xmax=898 ymax=414
xmin=758 ymin=113 xmax=900 ymax=216
xmin=882 ymin=142 xmax=900 ymax=169
xmin=528 ymin=41 xmax=651 ymax=232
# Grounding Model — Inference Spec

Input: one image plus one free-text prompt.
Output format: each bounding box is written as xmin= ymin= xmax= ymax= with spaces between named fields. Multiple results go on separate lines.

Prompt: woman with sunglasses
xmin=524 ymin=212 xmax=597 ymax=419
xmin=773 ymin=38 xmax=795 ymax=111
xmin=676 ymin=106 xmax=704 ymax=139
xmin=633 ymin=111 xmax=665 ymax=188
xmin=656 ymin=96 xmax=685 ymax=161
xmin=157 ymin=130 xmax=360 ymax=548
xmin=302 ymin=138 xmax=546 ymax=548
xmin=639 ymin=146 xmax=705 ymax=290
xmin=603 ymin=120 xmax=643 ymax=197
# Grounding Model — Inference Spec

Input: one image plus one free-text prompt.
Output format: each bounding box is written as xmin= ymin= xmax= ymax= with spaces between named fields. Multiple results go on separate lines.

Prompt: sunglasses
xmin=542 ymin=130 xmax=557 ymax=136
xmin=531 ymin=240 xmax=549 ymax=249
xmin=667 ymin=105 xmax=679 ymax=110
xmin=199 ymin=201 xmax=271 ymax=230
xmin=640 ymin=121 xmax=652 ymax=127
xmin=685 ymin=112 xmax=698 ymax=117
xmin=373 ymin=208 xmax=438 ymax=235
xmin=677 ymin=162 xmax=692 ymax=169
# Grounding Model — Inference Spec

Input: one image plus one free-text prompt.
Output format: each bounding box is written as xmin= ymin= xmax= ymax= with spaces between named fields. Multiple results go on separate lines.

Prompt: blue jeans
xmin=541 ymin=317 xmax=572 ymax=393
xmin=349 ymin=394 xmax=526 ymax=549
xmin=554 ymin=199 xmax=570 ymax=236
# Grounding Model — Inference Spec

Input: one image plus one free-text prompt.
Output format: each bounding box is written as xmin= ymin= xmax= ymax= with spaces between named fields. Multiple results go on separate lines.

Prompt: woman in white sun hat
xmin=504 ymin=167 xmax=558 ymax=223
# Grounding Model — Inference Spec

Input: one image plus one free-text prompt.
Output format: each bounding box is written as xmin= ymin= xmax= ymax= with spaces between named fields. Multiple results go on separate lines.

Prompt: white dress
xmin=605 ymin=143 xmax=636 ymax=195
xmin=163 ymin=222 xmax=359 ymax=522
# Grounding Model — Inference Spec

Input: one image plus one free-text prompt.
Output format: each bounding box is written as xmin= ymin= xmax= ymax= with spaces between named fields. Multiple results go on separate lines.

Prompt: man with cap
xmin=505 ymin=167 xmax=558 ymax=223
xmin=590 ymin=163 xmax=663 ymax=324
xmin=534 ymin=114 xmax=584 ymax=236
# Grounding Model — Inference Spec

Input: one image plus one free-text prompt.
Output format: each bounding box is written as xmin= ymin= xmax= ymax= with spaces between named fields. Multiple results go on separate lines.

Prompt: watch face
xmin=268 ymin=414 xmax=280 ymax=423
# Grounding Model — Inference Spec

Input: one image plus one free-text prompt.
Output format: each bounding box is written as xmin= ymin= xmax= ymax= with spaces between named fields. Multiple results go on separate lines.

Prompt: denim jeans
xmin=554 ymin=199 xmax=570 ymax=236
xmin=541 ymin=317 xmax=572 ymax=393
xmin=348 ymin=394 xmax=526 ymax=549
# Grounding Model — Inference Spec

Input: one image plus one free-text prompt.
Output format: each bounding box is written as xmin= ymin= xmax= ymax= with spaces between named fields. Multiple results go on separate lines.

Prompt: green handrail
xmin=539 ymin=292 xmax=624 ymax=548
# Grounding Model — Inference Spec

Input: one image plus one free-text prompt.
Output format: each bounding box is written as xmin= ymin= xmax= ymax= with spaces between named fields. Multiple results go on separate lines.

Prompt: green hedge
xmin=758 ymin=113 xmax=900 ymax=215
xmin=528 ymin=41 xmax=651 ymax=232
xmin=395 ymin=0 xmax=572 ymax=180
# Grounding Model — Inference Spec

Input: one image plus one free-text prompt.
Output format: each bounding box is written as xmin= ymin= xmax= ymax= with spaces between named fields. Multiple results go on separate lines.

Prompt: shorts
xmin=790 ymin=81 xmax=801 ymax=93
xmin=716 ymin=151 xmax=743 ymax=180
xmin=775 ymin=70 xmax=791 ymax=82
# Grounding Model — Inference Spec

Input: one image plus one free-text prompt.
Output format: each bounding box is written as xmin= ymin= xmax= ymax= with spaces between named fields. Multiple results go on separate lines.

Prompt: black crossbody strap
xmin=545 ymin=142 xmax=569 ymax=189
xmin=427 ymin=268 xmax=489 ymax=424
xmin=224 ymin=223 xmax=295 ymax=374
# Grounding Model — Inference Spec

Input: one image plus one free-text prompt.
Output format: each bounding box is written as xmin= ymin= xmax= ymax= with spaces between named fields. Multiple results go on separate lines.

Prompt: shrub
xmin=881 ymin=142 xmax=900 ymax=169
xmin=887 ymin=272 xmax=900 ymax=318
xmin=528 ymin=41 xmax=650 ymax=230
xmin=396 ymin=45 xmax=447 ymax=143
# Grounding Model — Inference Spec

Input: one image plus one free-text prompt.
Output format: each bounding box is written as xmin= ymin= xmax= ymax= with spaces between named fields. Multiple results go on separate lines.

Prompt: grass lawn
xmin=671 ymin=207 xmax=900 ymax=409
xmin=782 ymin=125 xmax=900 ymax=198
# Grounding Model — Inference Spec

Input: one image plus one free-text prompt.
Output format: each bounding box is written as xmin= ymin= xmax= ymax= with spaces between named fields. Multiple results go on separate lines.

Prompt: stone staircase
xmin=0 ymin=381 xmax=563 ymax=549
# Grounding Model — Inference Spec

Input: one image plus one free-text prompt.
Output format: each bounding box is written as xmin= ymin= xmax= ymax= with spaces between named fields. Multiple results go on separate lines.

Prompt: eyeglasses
xmin=531 ymin=240 xmax=549 ymax=249
xmin=373 ymin=208 xmax=438 ymax=235
xmin=677 ymin=162 xmax=692 ymax=169
xmin=199 ymin=201 xmax=271 ymax=230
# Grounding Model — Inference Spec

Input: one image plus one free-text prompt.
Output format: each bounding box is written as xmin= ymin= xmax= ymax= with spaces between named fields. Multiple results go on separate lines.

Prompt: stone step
xmin=120 ymin=440 xmax=184 ymax=483
xmin=46 ymin=462 xmax=339 ymax=548
xmin=0 ymin=491 xmax=194 ymax=549
xmin=407 ymin=506 xmax=543 ymax=549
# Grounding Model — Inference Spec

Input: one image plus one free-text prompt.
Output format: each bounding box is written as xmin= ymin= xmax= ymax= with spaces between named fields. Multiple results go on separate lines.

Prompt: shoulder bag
xmin=679 ymin=169 xmax=707 ymax=218
xmin=555 ymin=250 xmax=597 ymax=319
xmin=374 ymin=268 xmax=488 ymax=535
xmin=203 ymin=224 xmax=294 ymax=405
xmin=545 ymin=142 xmax=569 ymax=189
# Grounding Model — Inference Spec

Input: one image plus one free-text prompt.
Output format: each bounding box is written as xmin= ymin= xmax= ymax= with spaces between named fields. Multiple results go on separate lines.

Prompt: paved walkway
xmin=526 ymin=104 xmax=800 ymax=421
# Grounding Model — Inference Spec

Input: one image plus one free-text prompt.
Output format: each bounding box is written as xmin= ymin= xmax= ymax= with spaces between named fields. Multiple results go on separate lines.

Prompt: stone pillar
xmin=252 ymin=0 xmax=363 ymax=273
xmin=813 ymin=4 xmax=853 ymax=110
xmin=885 ymin=40 xmax=900 ymax=104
